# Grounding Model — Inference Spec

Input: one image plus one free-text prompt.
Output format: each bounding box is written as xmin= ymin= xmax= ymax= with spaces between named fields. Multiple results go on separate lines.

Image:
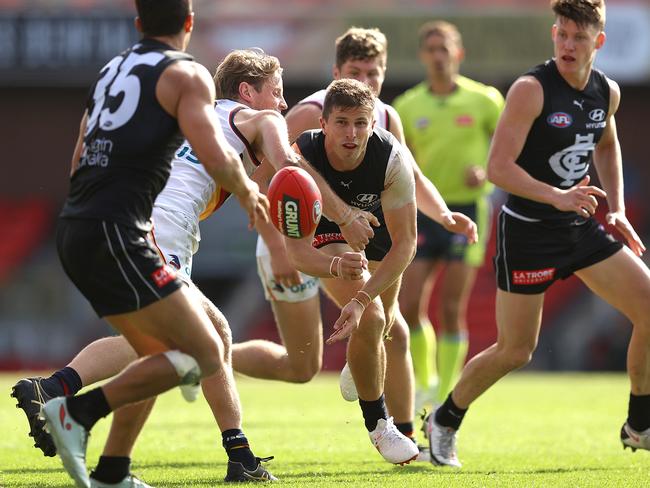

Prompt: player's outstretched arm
xmin=592 ymin=81 xmax=646 ymax=256
xmin=284 ymin=237 xmax=367 ymax=280
xmin=158 ymin=61 xmax=269 ymax=228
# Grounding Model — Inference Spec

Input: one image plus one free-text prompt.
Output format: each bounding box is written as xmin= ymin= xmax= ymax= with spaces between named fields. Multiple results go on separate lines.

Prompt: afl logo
xmin=547 ymin=112 xmax=573 ymax=128
xmin=589 ymin=109 xmax=606 ymax=122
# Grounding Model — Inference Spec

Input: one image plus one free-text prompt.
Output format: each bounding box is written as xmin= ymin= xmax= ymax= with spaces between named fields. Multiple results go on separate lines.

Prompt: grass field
xmin=1 ymin=372 xmax=649 ymax=487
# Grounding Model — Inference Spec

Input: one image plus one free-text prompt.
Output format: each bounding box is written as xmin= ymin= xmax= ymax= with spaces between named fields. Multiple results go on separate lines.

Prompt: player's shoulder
xmin=160 ymin=59 xmax=213 ymax=91
xmin=457 ymin=76 xmax=504 ymax=104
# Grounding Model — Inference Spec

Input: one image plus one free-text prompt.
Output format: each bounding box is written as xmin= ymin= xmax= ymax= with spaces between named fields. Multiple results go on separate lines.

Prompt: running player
xmin=426 ymin=0 xmax=650 ymax=468
xmin=33 ymin=1 xmax=272 ymax=486
xmin=284 ymin=78 xmax=419 ymax=464
xmin=393 ymin=21 xmax=504 ymax=408
xmin=233 ymin=27 xmax=476 ymax=454
xmin=12 ymin=46 xmax=369 ymax=485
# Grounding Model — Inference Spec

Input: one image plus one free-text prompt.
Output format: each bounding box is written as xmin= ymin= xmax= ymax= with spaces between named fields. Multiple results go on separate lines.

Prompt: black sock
xmin=222 ymin=429 xmax=256 ymax=470
xmin=41 ymin=367 xmax=83 ymax=397
xmin=435 ymin=393 xmax=467 ymax=430
xmin=628 ymin=392 xmax=650 ymax=432
xmin=66 ymin=388 xmax=112 ymax=431
xmin=395 ymin=421 xmax=415 ymax=441
xmin=359 ymin=394 xmax=388 ymax=432
xmin=90 ymin=456 xmax=130 ymax=484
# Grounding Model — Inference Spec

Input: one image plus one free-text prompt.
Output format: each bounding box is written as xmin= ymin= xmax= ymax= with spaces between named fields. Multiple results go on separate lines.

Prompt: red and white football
xmin=267 ymin=166 xmax=322 ymax=239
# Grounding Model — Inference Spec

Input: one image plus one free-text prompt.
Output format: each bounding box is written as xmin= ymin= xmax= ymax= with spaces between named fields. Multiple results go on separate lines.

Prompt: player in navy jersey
xmin=426 ymin=0 xmax=650 ymax=468
xmin=29 ymin=1 xmax=275 ymax=486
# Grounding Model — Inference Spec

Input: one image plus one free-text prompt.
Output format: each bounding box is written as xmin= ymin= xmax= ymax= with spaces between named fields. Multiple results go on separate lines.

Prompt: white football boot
xmin=339 ymin=362 xmax=358 ymax=402
xmin=621 ymin=422 xmax=650 ymax=452
xmin=41 ymin=397 xmax=90 ymax=487
xmin=369 ymin=417 xmax=419 ymax=465
xmin=90 ymin=475 xmax=152 ymax=487
xmin=425 ymin=412 xmax=462 ymax=468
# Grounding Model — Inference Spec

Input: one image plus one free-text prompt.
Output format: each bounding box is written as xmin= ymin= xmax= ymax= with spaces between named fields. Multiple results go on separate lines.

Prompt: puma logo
xmin=340 ymin=180 xmax=352 ymax=189
xmin=573 ymin=99 xmax=584 ymax=110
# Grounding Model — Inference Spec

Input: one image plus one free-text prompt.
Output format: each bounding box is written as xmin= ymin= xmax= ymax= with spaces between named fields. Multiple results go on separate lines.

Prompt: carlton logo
xmin=512 ymin=268 xmax=556 ymax=285
xmin=547 ymin=112 xmax=573 ymax=128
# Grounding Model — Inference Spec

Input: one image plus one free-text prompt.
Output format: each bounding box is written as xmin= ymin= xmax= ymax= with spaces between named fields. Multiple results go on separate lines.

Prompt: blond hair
xmin=335 ymin=27 xmax=387 ymax=68
xmin=213 ymin=48 xmax=282 ymax=100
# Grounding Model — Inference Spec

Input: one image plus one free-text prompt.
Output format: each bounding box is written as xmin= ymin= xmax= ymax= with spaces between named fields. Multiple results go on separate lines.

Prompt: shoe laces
xmin=372 ymin=417 xmax=403 ymax=447
xmin=31 ymin=380 xmax=50 ymax=410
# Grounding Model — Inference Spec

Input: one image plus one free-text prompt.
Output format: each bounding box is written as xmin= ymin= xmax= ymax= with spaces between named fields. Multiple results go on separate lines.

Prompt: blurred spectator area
xmin=0 ymin=0 xmax=649 ymax=370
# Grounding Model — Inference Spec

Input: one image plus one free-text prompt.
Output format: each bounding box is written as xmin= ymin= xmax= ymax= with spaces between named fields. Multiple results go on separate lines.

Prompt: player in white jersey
xmin=12 ymin=48 xmax=371 ymax=484
xmin=234 ymin=28 xmax=476 ymax=459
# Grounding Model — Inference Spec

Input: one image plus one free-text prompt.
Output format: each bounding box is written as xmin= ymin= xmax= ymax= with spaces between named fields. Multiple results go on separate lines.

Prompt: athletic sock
xmin=395 ymin=421 xmax=415 ymax=441
xmin=627 ymin=393 xmax=650 ymax=432
xmin=435 ymin=393 xmax=467 ymax=431
xmin=66 ymin=387 xmax=112 ymax=431
xmin=90 ymin=456 xmax=130 ymax=484
xmin=40 ymin=367 xmax=83 ymax=397
xmin=359 ymin=394 xmax=388 ymax=432
xmin=436 ymin=332 xmax=468 ymax=403
xmin=409 ymin=322 xmax=437 ymax=391
xmin=222 ymin=429 xmax=257 ymax=471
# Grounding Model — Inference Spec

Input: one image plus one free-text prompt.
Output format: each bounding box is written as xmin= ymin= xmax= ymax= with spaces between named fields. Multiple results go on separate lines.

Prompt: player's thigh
xmin=575 ymin=247 xmax=650 ymax=324
xmin=106 ymin=286 xmax=221 ymax=368
xmin=105 ymin=316 xmax=170 ymax=357
xmin=398 ymin=258 xmax=439 ymax=311
xmin=271 ymin=295 xmax=323 ymax=365
xmin=494 ymin=289 xmax=545 ymax=352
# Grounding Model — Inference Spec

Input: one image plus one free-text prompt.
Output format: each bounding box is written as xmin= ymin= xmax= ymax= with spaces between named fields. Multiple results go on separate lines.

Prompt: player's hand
xmin=440 ymin=211 xmax=479 ymax=245
xmin=464 ymin=165 xmax=486 ymax=189
xmin=270 ymin=246 xmax=302 ymax=287
xmin=339 ymin=208 xmax=380 ymax=252
xmin=606 ymin=211 xmax=646 ymax=257
xmin=236 ymin=180 xmax=270 ymax=229
xmin=553 ymin=175 xmax=606 ymax=217
xmin=334 ymin=252 xmax=368 ymax=281
xmin=327 ymin=299 xmax=365 ymax=344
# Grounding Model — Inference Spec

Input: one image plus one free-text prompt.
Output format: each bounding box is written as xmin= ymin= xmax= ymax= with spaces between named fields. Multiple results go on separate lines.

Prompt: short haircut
xmin=135 ymin=0 xmax=191 ymax=37
xmin=213 ymin=48 xmax=282 ymax=100
xmin=335 ymin=27 xmax=387 ymax=68
xmin=322 ymin=79 xmax=376 ymax=120
xmin=551 ymin=0 xmax=606 ymax=30
xmin=418 ymin=20 xmax=463 ymax=49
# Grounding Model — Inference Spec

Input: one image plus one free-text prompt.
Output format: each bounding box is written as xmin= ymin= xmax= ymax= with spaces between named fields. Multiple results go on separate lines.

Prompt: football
xmin=267 ymin=166 xmax=322 ymax=239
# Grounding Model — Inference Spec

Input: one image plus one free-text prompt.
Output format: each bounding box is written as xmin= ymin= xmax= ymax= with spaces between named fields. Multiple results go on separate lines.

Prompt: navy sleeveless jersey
xmin=61 ymin=39 xmax=193 ymax=231
xmin=506 ymin=59 xmax=610 ymax=220
xmin=297 ymin=127 xmax=395 ymax=227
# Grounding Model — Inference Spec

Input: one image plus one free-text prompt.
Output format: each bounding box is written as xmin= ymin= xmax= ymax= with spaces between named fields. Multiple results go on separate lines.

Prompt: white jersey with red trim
xmin=154 ymin=99 xmax=258 ymax=223
xmin=298 ymin=89 xmax=391 ymax=130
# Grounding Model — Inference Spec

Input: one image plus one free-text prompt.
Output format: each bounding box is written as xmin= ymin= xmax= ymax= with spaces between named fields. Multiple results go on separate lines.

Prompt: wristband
xmin=355 ymin=290 xmax=372 ymax=309
xmin=350 ymin=297 xmax=366 ymax=310
xmin=329 ymin=256 xmax=342 ymax=277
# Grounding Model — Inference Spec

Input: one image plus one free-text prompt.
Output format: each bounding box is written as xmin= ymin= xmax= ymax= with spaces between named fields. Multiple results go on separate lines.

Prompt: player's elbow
xmin=487 ymin=160 xmax=507 ymax=187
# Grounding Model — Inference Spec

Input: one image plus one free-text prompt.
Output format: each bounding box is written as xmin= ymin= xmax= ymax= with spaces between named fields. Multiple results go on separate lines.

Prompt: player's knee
xmin=164 ymin=350 xmax=203 ymax=385
xmin=503 ymin=348 xmax=533 ymax=370
xmin=385 ymin=317 xmax=409 ymax=353
xmin=357 ymin=303 xmax=386 ymax=341
xmin=286 ymin=352 xmax=322 ymax=383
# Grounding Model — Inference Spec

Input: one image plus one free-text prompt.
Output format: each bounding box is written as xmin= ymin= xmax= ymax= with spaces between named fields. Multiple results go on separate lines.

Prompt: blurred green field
xmin=1 ymin=372 xmax=649 ymax=487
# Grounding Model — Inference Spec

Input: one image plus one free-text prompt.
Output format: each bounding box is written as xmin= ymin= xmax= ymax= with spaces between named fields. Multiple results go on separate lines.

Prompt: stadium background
xmin=0 ymin=0 xmax=648 ymax=373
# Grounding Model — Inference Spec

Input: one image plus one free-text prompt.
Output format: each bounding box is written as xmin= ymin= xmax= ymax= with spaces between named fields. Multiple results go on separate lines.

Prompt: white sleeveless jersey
xmin=298 ymin=89 xmax=391 ymax=130
xmin=154 ymin=99 xmax=260 ymax=222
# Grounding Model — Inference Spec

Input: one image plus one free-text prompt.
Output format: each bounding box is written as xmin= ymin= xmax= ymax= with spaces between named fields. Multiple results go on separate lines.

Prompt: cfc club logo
xmin=588 ymin=109 xmax=606 ymax=122
xmin=547 ymin=112 xmax=573 ymax=128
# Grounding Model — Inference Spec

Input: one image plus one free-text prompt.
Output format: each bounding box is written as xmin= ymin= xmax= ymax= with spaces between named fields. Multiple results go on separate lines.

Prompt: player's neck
xmin=147 ymin=33 xmax=186 ymax=51
xmin=557 ymin=63 xmax=593 ymax=91
xmin=427 ymin=75 xmax=457 ymax=96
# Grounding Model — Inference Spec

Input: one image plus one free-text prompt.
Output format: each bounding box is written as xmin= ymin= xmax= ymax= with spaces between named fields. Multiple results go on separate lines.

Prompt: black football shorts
xmin=493 ymin=210 xmax=623 ymax=294
xmin=56 ymin=218 xmax=183 ymax=317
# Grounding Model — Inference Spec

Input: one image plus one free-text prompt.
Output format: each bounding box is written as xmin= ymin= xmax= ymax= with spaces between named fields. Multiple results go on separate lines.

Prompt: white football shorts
xmin=256 ymin=235 xmax=319 ymax=303
xmin=150 ymin=206 xmax=200 ymax=285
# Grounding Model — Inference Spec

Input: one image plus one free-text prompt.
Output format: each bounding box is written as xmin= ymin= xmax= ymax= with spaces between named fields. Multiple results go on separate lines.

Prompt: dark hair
xmin=213 ymin=48 xmax=282 ymax=100
xmin=135 ymin=0 xmax=191 ymax=37
xmin=551 ymin=0 xmax=606 ymax=30
xmin=335 ymin=27 xmax=387 ymax=69
xmin=322 ymin=79 xmax=375 ymax=120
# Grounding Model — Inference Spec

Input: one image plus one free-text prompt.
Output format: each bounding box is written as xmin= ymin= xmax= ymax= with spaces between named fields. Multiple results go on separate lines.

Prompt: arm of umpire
xmin=157 ymin=60 xmax=269 ymax=228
